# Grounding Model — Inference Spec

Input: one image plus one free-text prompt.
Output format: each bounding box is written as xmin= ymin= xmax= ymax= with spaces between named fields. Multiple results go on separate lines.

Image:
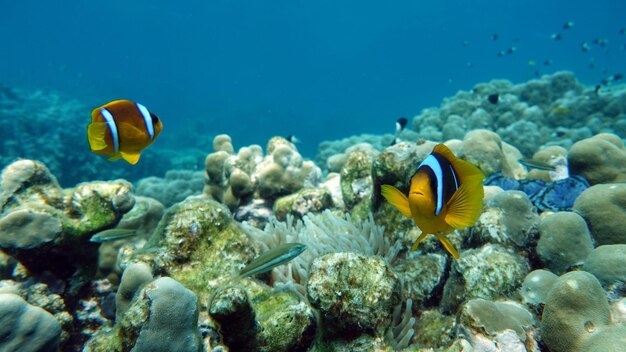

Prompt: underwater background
xmin=1 ymin=0 xmax=625 ymax=184
xmin=1 ymin=1 xmax=626 ymax=352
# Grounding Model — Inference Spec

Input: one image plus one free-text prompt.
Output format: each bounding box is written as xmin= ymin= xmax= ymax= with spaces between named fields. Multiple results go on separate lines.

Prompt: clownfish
xmin=87 ymin=100 xmax=163 ymax=164
xmin=381 ymin=144 xmax=485 ymax=259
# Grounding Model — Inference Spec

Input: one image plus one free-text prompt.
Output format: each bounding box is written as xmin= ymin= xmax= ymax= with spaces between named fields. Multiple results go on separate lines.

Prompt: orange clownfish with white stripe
xmin=87 ymin=100 xmax=163 ymax=165
xmin=381 ymin=144 xmax=485 ymax=259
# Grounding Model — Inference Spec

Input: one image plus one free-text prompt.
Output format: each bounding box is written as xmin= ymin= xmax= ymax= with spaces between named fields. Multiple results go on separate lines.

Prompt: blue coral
xmin=484 ymin=173 xmax=589 ymax=211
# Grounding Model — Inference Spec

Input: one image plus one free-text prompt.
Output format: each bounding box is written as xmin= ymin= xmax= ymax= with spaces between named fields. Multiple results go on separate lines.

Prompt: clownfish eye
xmin=150 ymin=112 xmax=160 ymax=124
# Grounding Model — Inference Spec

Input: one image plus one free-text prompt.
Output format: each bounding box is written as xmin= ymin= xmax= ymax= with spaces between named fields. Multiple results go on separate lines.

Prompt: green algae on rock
xmin=340 ymin=151 xmax=373 ymax=210
xmin=273 ymin=188 xmax=334 ymax=221
xmin=0 ymin=159 xmax=134 ymax=277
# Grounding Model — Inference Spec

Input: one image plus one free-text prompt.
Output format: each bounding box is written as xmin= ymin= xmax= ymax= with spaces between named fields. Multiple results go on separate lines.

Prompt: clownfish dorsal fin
xmin=380 ymin=185 xmax=412 ymax=217
xmin=121 ymin=151 xmax=141 ymax=165
xmin=432 ymin=144 xmax=484 ymax=182
xmin=87 ymin=122 xmax=108 ymax=151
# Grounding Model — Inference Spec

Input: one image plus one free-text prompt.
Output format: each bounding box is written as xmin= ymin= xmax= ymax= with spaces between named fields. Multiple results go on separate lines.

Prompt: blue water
xmin=1 ymin=0 xmax=624 ymax=159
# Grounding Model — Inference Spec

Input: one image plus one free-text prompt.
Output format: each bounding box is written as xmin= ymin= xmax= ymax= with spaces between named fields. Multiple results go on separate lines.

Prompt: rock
xmin=568 ymin=133 xmax=626 ymax=184
xmin=537 ymin=212 xmax=594 ymax=274
xmin=307 ymin=252 xmax=400 ymax=335
xmin=541 ymin=271 xmax=614 ymax=352
xmin=473 ymin=190 xmax=540 ymax=249
xmin=273 ymin=188 xmax=333 ymax=221
xmin=0 ymin=293 xmax=62 ymax=352
xmin=583 ymin=245 xmax=626 ymax=288
xmin=459 ymin=298 xmax=534 ymax=341
xmin=115 ymin=262 xmax=153 ymax=321
xmin=441 ymin=244 xmax=530 ymax=313
xmin=573 ymin=183 xmax=626 ymax=245
xmin=340 ymin=151 xmax=373 ymax=210
xmin=393 ymin=252 xmax=447 ymax=307
xmin=519 ymin=269 xmax=559 ymax=307
xmin=85 ymin=277 xmax=201 ymax=352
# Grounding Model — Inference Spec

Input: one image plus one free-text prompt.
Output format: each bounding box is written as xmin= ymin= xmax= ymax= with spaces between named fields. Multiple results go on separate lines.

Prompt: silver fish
xmin=89 ymin=228 xmax=137 ymax=243
xmin=239 ymin=243 xmax=307 ymax=277
xmin=519 ymin=158 xmax=557 ymax=171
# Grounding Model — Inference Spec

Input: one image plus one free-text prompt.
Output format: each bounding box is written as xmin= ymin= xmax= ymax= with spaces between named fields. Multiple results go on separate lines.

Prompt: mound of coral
xmin=1 ymin=71 xmax=625 ymax=351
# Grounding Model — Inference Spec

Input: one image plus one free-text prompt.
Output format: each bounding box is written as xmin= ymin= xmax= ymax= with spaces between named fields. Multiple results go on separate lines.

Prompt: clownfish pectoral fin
xmin=381 ymin=185 xmax=412 ymax=217
xmin=108 ymin=152 xmax=122 ymax=161
xmin=120 ymin=151 xmax=141 ymax=165
xmin=87 ymin=122 xmax=108 ymax=151
xmin=435 ymin=232 xmax=460 ymax=259
xmin=444 ymin=181 xmax=484 ymax=229
xmin=411 ymin=231 xmax=429 ymax=251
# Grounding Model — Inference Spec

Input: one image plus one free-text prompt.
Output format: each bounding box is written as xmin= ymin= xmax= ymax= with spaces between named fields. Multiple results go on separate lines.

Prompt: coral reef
xmin=0 ymin=293 xmax=62 ymax=352
xmin=203 ymin=135 xmax=322 ymax=216
xmin=536 ymin=211 xmax=594 ymax=275
xmin=307 ymin=252 xmax=401 ymax=335
xmin=0 ymin=159 xmax=134 ymax=276
xmin=568 ymin=133 xmax=626 ymax=184
xmin=541 ymin=271 xmax=624 ymax=352
xmin=573 ymin=183 xmax=626 ymax=245
xmin=135 ymin=170 xmax=204 ymax=208
xmin=3 ymin=71 xmax=626 ymax=351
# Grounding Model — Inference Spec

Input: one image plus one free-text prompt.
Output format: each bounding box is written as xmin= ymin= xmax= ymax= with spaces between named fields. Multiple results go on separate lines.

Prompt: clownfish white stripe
xmin=136 ymin=103 xmax=154 ymax=140
xmin=421 ymin=154 xmax=444 ymax=215
xmin=450 ymin=164 xmax=459 ymax=189
xmin=100 ymin=108 xmax=119 ymax=153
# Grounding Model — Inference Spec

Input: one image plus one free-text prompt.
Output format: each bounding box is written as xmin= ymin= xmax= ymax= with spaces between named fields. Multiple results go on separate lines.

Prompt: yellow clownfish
xmin=381 ymin=144 xmax=485 ymax=259
xmin=87 ymin=100 xmax=163 ymax=165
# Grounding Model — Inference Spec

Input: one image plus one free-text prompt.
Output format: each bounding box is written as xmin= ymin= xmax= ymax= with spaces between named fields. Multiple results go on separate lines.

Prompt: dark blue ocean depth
xmin=1 ymin=0 xmax=624 ymax=159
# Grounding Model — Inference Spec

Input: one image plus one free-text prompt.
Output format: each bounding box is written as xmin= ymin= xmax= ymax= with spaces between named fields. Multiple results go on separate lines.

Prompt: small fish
xmin=87 ymin=100 xmax=163 ymax=165
xmin=381 ymin=144 xmax=485 ymax=259
xmin=391 ymin=117 xmax=409 ymax=145
xmin=487 ymin=93 xmax=499 ymax=105
xmin=506 ymin=46 xmax=517 ymax=55
xmin=581 ymin=41 xmax=591 ymax=52
xmin=528 ymin=60 xmax=537 ymax=67
xmin=462 ymin=40 xmax=469 ymax=47
xmin=551 ymin=33 xmax=562 ymax=41
xmin=519 ymin=158 xmax=557 ymax=171
xmin=544 ymin=59 xmax=553 ymax=66
xmin=286 ymin=135 xmax=300 ymax=144
xmin=497 ymin=50 xmax=506 ymax=57
xmin=563 ymin=21 xmax=574 ymax=29
xmin=593 ymin=38 xmax=608 ymax=47
xmin=395 ymin=117 xmax=408 ymax=134
xmin=89 ymin=228 xmax=137 ymax=243
xmin=613 ymin=73 xmax=624 ymax=81
xmin=239 ymin=243 xmax=307 ymax=277
xmin=492 ymin=33 xmax=499 ymax=41
xmin=595 ymin=84 xmax=602 ymax=95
